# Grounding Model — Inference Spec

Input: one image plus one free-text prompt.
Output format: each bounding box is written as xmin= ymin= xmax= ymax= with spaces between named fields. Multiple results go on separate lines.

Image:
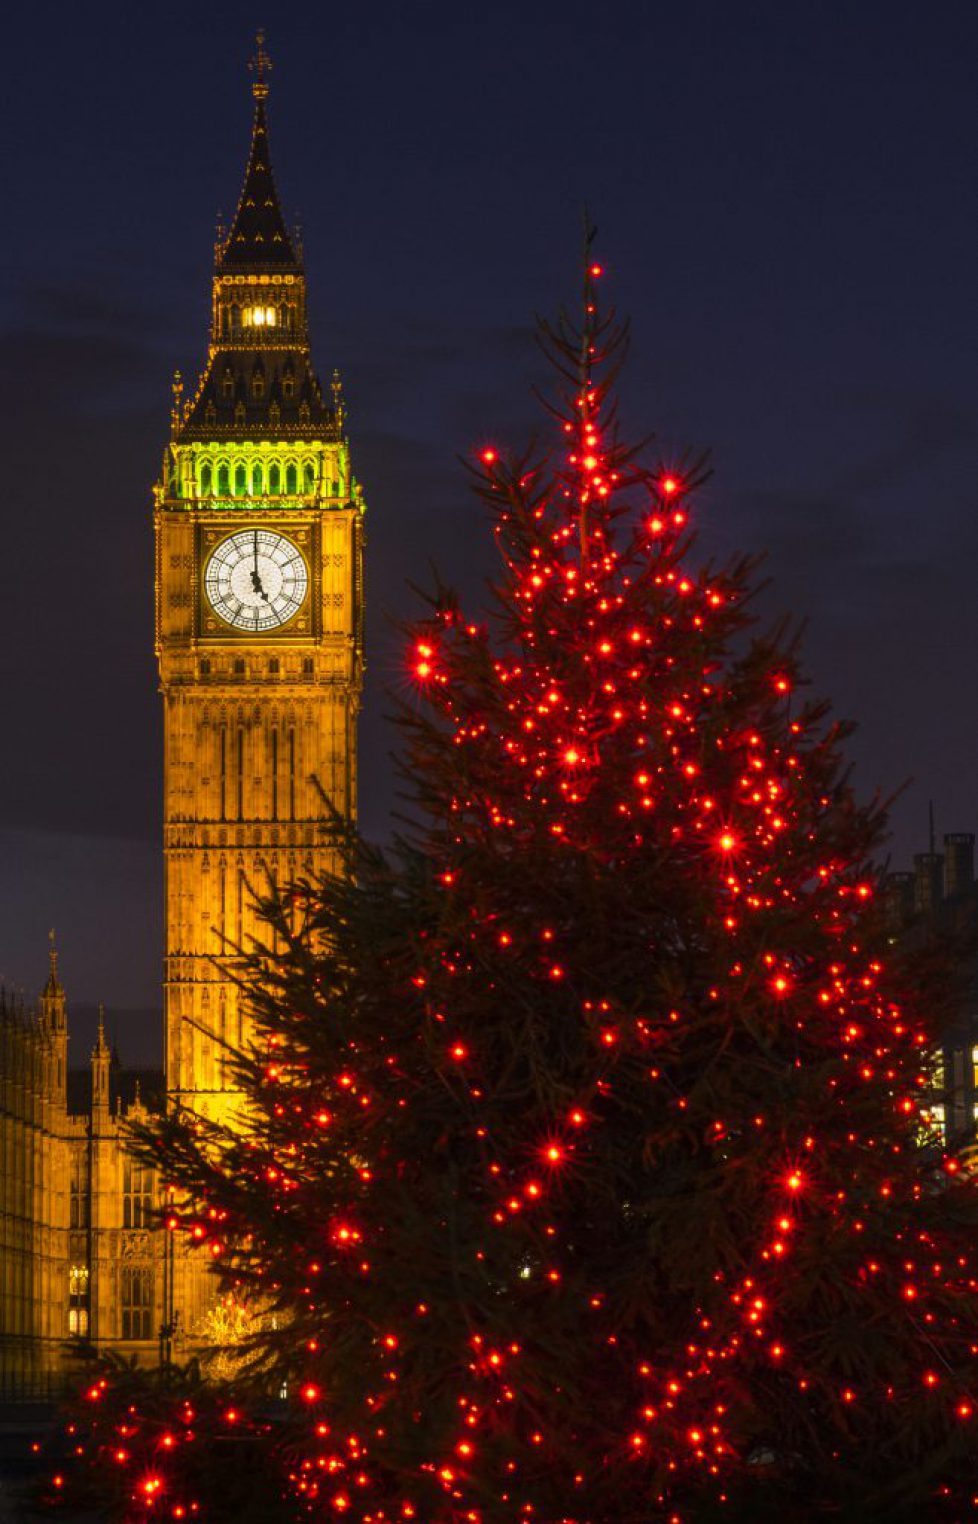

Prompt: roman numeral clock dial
xmin=204 ymin=528 xmax=308 ymax=631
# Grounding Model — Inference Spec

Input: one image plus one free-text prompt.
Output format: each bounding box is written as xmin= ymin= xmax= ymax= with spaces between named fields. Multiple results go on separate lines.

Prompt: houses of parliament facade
xmin=0 ymin=40 xmax=365 ymax=1398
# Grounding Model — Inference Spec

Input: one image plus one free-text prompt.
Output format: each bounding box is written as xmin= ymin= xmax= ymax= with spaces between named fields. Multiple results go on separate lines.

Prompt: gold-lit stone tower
xmin=156 ymin=38 xmax=365 ymax=1123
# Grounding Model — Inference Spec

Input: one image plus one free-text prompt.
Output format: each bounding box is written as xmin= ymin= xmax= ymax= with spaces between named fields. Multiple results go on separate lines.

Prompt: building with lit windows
xmin=885 ymin=831 xmax=978 ymax=1150
xmin=0 ymin=942 xmax=165 ymax=1398
xmin=0 ymin=37 xmax=364 ymax=1399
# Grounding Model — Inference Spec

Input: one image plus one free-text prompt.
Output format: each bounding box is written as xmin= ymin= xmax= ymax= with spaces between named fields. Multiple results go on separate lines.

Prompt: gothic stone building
xmin=0 ymin=948 xmax=183 ymax=1399
xmin=0 ymin=41 xmax=365 ymax=1399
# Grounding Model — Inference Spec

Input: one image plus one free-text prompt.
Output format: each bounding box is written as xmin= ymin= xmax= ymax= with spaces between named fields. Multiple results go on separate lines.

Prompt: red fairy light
xmin=545 ymin=1144 xmax=564 ymax=1165
xmin=661 ymin=475 xmax=680 ymax=496
xmin=450 ymin=1042 xmax=468 ymax=1061
xmin=590 ymin=263 xmax=603 ymax=277
xmin=414 ymin=641 xmax=434 ymax=679
xmin=786 ymin=1172 xmax=804 ymax=1193
xmin=717 ymin=831 xmax=738 ymax=854
xmin=480 ymin=447 xmax=497 ymax=465
xmin=302 ymin=1383 xmax=321 ymax=1403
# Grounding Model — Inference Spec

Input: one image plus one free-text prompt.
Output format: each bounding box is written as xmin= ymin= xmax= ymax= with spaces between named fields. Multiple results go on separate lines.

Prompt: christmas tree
xmin=54 ymin=248 xmax=978 ymax=1522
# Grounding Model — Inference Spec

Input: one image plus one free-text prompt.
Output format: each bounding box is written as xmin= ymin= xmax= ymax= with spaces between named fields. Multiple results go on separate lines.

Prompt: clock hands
xmin=250 ymin=530 xmax=270 ymax=603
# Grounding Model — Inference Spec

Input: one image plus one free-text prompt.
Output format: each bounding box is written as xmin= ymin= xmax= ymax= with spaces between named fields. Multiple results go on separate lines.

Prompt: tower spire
xmin=217 ymin=31 xmax=298 ymax=272
xmin=48 ymin=928 xmax=58 ymax=985
xmin=39 ymin=928 xmax=67 ymax=1038
xmin=44 ymin=928 xmax=64 ymax=998
xmin=249 ymin=28 xmax=272 ymax=101
xmin=92 ymin=1002 xmax=110 ymax=1111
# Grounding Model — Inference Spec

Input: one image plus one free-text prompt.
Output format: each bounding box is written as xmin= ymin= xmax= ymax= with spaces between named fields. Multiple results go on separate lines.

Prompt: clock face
xmin=204 ymin=529 xmax=308 ymax=632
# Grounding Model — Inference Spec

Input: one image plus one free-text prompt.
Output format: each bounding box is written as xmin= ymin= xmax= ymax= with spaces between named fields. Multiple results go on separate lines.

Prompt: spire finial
xmin=331 ymin=369 xmax=347 ymax=430
xmin=250 ymin=29 xmax=272 ymax=101
xmin=43 ymin=927 xmax=64 ymax=1000
xmin=96 ymin=1002 xmax=106 ymax=1047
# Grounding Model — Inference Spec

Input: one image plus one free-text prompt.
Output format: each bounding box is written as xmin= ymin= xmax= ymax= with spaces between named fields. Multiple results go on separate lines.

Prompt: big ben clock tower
xmin=155 ymin=38 xmax=364 ymax=1123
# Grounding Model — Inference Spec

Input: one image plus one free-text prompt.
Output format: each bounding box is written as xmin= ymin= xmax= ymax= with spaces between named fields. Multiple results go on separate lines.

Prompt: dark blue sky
xmin=3 ymin=0 xmax=978 ymax=1062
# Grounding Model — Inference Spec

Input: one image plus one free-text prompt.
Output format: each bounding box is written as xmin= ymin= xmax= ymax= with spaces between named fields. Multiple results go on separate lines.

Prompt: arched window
xmin=234 ymin=463 xmax=247 ymax=496
xmin=222 ymin=371 xmax=234 ymax=399
xmin=282 ymin=372 xmax=295 ymax=400
xmin=252 ymin=370 xmax=265 ymax=399
xmin=200 ymin=463 xmax=212 ymax=495
xmin=229 ymin=304 xmax=241 ymax=333
xmin=304 ymin=462 xmax=316 ymax=492
xmin=269 ymin=462 xmax=281 ymax=494
xmin=217 ymin=463 xmax=230 ymax=495
xmin=252 ymin=463 xmax=264 ymax=496
xmin=285 ymin=462 xmax=298 ymax=494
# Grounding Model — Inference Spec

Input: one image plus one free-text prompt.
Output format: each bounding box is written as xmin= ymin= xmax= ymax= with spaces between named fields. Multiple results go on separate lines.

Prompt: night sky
xmin=4 ymin=0 xmax=978 ymax=1064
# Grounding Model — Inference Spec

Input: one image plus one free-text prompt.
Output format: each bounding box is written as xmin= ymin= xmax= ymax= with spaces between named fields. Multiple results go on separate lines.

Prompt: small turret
xmin=38 ymin=929 xmax=66 ymax=1035
xmin=91 ymin=1003 xmax=111 ymax=1112
xmin=38 ymin=929 xmax=68 ymax=1107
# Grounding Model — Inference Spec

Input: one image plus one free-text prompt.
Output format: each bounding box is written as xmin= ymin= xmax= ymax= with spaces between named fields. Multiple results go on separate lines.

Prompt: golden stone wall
xmin=156 ymin=476 xmax=364 ymax=1124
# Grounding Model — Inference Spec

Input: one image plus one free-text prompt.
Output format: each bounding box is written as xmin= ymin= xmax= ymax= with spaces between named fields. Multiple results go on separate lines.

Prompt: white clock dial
xmin=205 ymin=529 xmax=308 ymax=632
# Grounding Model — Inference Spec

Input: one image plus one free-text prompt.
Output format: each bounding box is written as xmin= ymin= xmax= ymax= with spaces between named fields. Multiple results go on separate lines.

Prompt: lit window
xmin=68 ymin=1265 xmax=89 ymax=1337
xmin=243 ymin=305 xmax=277 ymax=328
xmin=919 ymin=1101 xmax=946 ymax=1145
